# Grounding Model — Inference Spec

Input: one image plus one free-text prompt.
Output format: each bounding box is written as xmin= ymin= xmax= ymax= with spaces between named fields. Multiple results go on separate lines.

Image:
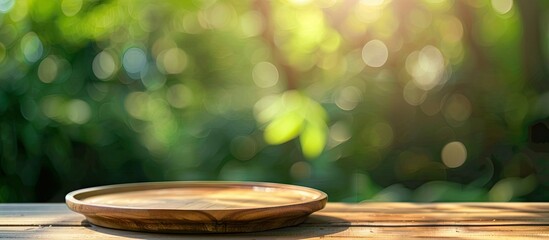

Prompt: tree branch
xmin=253 ymin=0 xmax=299 ymax=90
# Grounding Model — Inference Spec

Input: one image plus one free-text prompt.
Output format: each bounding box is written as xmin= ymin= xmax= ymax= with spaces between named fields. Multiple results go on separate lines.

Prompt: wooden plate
xmin=65 ymin=181 xmax=327 ymax=233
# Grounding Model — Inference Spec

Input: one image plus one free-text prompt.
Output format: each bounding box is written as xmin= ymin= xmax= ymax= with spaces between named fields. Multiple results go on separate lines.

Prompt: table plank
xmin=0 ymin=204 xmax=84 ymax=226
xmin=1 ymin=225 xmax=549 ymax=239
xmin=2 ymin=203 xmax=549 ymax=239
xmin=2 ymin=203 xmax=549 ymax=227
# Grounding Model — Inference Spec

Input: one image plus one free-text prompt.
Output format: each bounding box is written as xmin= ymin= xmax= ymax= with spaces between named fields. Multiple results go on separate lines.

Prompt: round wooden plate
xmin=65 ymin=181 xmax=327 ymax=233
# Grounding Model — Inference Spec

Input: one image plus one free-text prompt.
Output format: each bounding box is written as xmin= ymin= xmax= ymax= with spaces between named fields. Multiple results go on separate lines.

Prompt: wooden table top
xmin=1 ymin=203 xmax=549 ymax=239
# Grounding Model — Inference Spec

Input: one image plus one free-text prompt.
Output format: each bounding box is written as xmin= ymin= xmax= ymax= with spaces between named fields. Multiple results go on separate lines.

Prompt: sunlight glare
xmin=21 ymin=32 xmax=43 ymax=63
xmin=67 ymin=99 xmax=91 ymax=124
xmin=330 ymin=121 xmax=352 ymax=144
xmin=61 ymin=0 xmax=83 ymax=16
xmin=93 ymin=51 xmax=117 ymax=80
xmin=252 ymin=62 xmax=279 ymax=88
xmin=157 ymin=48 xmax=188 ymax=74
xmin=0 ymin=0 xmax=14 ymax=13
xmin=362 ymin=39 xmax=388 ymax=68
xmin=441 ymin=141 xmax=467 ymax=168
xmin=38 ymin=56 xmax=58 ymax=83
xmin=491 ymin=0 xmax=513 ymax=15
xmin=123 ymin=47 xmax=147 ymax=77
xmin=360 ymin=0 xmax=385 ymax=7
xmin=407 ymin=46 xmax=445 ymax=90
xmin=335 ymin=86 xmax=362 ymax=111
xmin=288 ymin=0 xmax=313 ymax=6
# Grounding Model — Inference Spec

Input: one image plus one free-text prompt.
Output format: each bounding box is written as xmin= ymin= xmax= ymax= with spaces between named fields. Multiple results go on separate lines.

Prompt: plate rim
xmin=65 ymin=181 xmax=328 ymax=213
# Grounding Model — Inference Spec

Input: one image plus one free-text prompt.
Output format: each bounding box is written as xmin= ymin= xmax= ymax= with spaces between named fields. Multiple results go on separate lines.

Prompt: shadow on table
xmin=83 ymin=215 xmax=350 ymax=239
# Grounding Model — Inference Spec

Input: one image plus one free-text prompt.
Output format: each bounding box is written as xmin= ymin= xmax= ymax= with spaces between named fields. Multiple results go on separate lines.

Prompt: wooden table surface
xmin=1 ymin=203 xmax=549 ymax=239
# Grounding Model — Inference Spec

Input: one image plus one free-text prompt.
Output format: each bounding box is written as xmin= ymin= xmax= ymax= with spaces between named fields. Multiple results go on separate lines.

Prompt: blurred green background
xmin=1 ymin=0 xmax=548 ymax=202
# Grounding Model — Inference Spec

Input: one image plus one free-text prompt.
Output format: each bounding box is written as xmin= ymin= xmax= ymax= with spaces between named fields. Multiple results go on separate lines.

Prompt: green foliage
xmin=0 ymin=0 xmax=548 ymax=202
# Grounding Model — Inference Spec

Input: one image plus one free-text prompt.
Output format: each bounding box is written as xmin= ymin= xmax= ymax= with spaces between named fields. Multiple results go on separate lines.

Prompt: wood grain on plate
xmin=65 ymin=181 xmax=327 ymax=233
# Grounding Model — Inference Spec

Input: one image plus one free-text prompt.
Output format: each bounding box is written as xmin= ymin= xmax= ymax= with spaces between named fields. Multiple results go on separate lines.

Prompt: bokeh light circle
xmin=441 ymin=141 xmax=467 ymax=168
xmin=361 ymin=39 xmax=388 ymax=67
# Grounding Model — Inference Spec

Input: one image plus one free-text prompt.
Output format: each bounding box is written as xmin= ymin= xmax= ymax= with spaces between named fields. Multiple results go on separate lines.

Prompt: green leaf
xmin=300 ymin=121 xmax=327 ymax=159
xmin=264 ymin=112 xmax=304 ymax=144
xmin=304 ymin=98 xmax=327 ymax=121
xmin=260 ymin=91 xmax=329 ymax=158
